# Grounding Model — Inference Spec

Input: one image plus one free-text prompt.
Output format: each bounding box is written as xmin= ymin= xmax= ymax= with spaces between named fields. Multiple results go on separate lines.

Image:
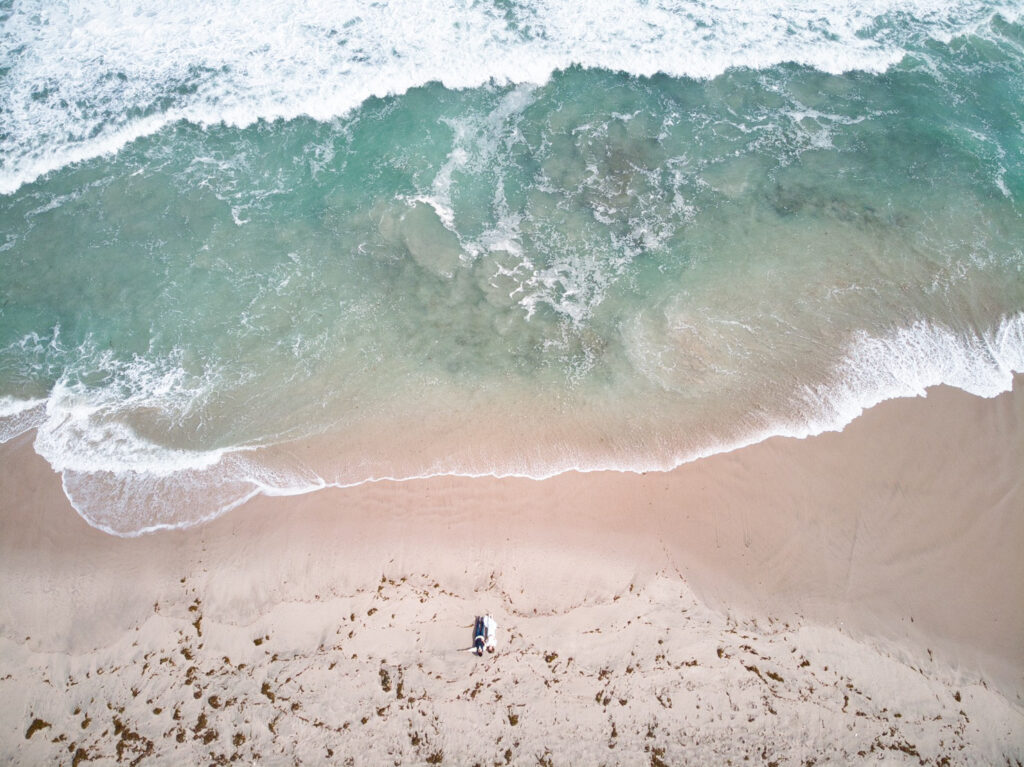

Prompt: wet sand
xmin=1 ymin=378 xmax=1022 ymax=763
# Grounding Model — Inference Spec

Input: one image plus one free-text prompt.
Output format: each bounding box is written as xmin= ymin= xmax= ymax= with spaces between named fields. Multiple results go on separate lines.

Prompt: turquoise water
xmin=1 ymin=1 xmax=1022 ymax=534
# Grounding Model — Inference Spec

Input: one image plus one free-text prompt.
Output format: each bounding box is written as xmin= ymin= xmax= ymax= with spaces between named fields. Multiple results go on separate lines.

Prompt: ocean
xmin=1 ymin=0 xmax=1022 ymax=535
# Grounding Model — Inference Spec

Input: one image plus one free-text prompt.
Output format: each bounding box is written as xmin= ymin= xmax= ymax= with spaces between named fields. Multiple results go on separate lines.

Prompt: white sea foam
xmin=0 ymin=395 xmax=46 ymax=419
xmin=606 ymin=312 xmax=1024 ymax=472
xmin=21 ymin=311 xmax=1020 ymax=537
xmin=0 ymin=331 xmax=236 ymax=476
xmin=34 ymin=396 xmax=228 ymax=476
xmin=837 ymin=315 xmax=1024 ymax=401
xmin=0 ymin=396 xmax=47 ymax=443
xmin=3 ymin=343 xmax=268 ymax=535
xmin=423 ymin=84 xmax=538 ymax=241
xmin=773 ymin=314 xmax=1023 ymax=450
xmin=2 ymin=0 xmax=1019 ymax=194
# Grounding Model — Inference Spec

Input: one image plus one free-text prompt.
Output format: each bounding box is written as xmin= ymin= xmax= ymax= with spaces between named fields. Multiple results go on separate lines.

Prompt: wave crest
xmin=2 ymin=314 xmax=1019 ymax=537
xmin=2 ymin=0 xmax=1019 ymax=193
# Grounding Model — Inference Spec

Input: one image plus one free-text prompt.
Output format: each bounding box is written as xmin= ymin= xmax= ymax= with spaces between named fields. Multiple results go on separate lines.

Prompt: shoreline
xmin=9 ymin=313 xmax=1022 ymax=539
xmin=1 ymin=378 xmax=1022 ymax=762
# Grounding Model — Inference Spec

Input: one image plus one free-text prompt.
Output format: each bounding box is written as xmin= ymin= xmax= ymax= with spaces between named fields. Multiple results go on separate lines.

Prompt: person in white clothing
xmin=473 ymin=614 xmax=498 ymax=656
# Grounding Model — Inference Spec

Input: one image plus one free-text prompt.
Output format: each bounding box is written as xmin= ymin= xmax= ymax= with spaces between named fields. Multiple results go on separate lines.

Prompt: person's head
xmin=487 ymin=646 xmax=494 ymax=654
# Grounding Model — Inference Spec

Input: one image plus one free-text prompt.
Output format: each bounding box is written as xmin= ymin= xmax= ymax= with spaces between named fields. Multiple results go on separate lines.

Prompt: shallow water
xmin=1 ymin=1 xmax=1022 ymax=534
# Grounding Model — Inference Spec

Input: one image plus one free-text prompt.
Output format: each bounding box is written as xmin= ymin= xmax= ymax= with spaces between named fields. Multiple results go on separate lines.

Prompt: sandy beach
xmin=3 ymin=3 xmax=1023 ymax=764
xmin=2 ymin=378 xmax=1022 ymax=765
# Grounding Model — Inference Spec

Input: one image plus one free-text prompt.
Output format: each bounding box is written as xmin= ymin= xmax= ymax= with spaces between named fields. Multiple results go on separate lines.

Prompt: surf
xmin=1 ymin=5 xmax=1022 ymax=536
xmin=2 ymin=0 xmax=1020 ymax=194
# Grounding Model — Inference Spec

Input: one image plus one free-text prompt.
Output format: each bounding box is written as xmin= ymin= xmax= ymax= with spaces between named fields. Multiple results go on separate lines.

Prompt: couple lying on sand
xmin=472 ymin=615 xmax=497 ymax=656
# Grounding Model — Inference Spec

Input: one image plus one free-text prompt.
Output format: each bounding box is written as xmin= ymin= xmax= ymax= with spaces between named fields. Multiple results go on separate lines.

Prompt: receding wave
xmin=1 ymin=0 xmax=1020 ymax=193
xmin=0 ymin=314 xmax=1019 ymax=536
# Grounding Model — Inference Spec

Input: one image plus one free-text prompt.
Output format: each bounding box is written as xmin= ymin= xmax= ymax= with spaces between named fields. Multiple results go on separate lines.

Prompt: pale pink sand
xmin=1 ymin=378 xmax=1022 ymax=764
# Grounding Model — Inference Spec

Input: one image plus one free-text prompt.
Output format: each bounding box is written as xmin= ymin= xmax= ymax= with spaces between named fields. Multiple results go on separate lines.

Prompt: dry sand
xmin=1 ymin=378 xmax=1022 ymax=765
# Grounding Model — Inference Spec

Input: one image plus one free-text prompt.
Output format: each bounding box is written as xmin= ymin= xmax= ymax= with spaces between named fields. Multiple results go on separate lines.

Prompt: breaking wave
xmin=2 ymin=0 xmax=1020 ymax=193
xmin=2 ymin=314 xmax=1020 ymax=536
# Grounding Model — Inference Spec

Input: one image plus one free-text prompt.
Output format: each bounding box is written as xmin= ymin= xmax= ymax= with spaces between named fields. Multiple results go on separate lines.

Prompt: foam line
xmin=2 ymin=0 xmax=1019 ymax=193
xmin=0 ymin=397 xmax=48 ymax=443
xmin=25 ymin=313 xmax=1024 ymax=537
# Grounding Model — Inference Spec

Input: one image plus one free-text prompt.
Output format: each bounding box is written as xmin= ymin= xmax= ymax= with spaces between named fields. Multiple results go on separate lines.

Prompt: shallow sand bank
xmin=1 ymin=378 xmax=1022 ymax=763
